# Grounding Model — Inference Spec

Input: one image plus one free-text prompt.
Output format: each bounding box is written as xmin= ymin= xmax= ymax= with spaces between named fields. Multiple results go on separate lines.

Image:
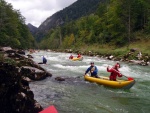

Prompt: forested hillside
xmin=39 ymin=0 xmax=150 ymax=53
xmin=35 ymin=0 xmax=102 ymax=42
xmin=0 ymin=0 xmax=36 ymax=49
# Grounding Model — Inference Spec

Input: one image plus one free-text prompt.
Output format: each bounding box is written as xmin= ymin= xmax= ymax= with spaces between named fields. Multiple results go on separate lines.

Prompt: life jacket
xmin=90 ymin=66 xmax=96 ymax=74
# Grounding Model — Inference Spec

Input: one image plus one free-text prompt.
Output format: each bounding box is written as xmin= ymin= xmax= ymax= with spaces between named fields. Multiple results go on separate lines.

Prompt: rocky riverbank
xmin=54 ymin=48 xmax=150 ymax=66
xmin=0 ymin=47 xmax=52 ymax=113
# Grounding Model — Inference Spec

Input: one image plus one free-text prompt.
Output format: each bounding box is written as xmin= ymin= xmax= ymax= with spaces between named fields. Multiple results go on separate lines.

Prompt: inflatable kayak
xmin=84 ymin=74 xmax=135 ymax=89
xmin=39 ymin=105 xmax=58 ymax=113
xmin=71 ymin=57 xmax=83 ymax=61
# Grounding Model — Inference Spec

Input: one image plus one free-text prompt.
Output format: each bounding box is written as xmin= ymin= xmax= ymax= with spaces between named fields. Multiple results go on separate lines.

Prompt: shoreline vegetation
xmin=52 ymin=42 xmax=150 ymax=66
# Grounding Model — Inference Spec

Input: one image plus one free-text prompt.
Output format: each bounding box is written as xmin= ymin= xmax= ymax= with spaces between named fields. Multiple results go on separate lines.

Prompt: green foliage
xmin=0 ymin=0 xmax=35 ymax=49
xmin=0 ymin=52 xmax=16 ymax=65
xmin=62 ymin=34 xmax=75 ymax=48
xmin=39 ymin=28 xmax=60 ymax=49
xmin=38 ymin=0 xmax=150 ymax=50
xmin=4 ymin=58 xmax=16 ymax=65
xmin=0 ymin=53 xmax=4 ymax=61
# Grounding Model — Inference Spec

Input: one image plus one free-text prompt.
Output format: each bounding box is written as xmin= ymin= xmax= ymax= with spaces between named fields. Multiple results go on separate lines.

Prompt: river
xmin=29 ymin=51 xmax=150 ymax=113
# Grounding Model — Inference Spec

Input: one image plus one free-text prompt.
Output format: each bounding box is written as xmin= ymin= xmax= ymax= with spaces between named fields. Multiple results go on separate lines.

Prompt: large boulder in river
xmin=0 ymin=62 xmax=43 ymax=113
xmin=20 ymin=66 xmax=52 ymax=80
xmin=16 ymin=50 xmax=26 ymax=55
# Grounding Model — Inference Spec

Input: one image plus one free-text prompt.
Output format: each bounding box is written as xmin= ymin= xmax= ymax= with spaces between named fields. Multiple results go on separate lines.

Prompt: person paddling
xmin=42 ymin=56 xmax=47 ymax=64
xmin=69 ymin=55 xmax=74 ymax=59
xmin=77 ymin=53 xmax=81 ymax=58
xmin=107 ymin=63 xmax=122 ymax=81
xmin=85 ymin=62 xmax=99 ymax=78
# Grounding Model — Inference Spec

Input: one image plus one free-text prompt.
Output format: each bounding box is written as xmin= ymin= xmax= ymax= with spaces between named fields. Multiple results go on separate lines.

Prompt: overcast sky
xmin=5 ymin=0 xmax=77 ymax=27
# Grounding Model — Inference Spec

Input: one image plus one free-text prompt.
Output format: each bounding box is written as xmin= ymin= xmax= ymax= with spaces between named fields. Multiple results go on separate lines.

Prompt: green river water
xmin=29 ymin=51 xmax=150 ymax=113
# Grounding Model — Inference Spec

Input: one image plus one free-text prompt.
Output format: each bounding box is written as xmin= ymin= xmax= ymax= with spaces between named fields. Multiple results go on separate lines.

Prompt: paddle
xmin=122 ymin=75 xmax=134 ymax=81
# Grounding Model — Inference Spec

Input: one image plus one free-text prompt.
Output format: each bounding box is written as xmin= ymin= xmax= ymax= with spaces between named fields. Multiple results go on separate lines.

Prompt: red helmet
xmin=114 ymin=63 xmax=120 ymax=69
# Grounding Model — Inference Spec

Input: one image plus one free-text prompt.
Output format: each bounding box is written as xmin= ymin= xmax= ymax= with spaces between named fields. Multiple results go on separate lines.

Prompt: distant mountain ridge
xmin=27 ymin=23 xmax=38 ymax=34
xmin=38 ymin=0 xmax=102 ymax=31
xmin=28 ymin=0 xmax=103 ymax=42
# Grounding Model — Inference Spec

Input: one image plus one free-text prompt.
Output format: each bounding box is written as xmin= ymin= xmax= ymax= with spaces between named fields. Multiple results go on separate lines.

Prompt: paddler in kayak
xmin=85 ymin=62 xmax=99 ymax=78
xmin=77 ymin=53 xmax=81 ymax=58
xmin=107 ymin=63 xmax=122 ymax=81
xmin=69 ymin=54 xmax=74 ymax=59
xmin=42 ymin=56 xmax=47 ymax=64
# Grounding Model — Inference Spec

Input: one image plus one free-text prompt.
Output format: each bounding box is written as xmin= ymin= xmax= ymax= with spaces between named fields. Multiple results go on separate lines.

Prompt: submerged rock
xmin=55 ymin=77 xmax=65 ymax=81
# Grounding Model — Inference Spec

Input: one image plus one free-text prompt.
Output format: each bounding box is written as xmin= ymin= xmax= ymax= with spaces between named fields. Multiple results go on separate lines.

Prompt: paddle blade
xmin=128 ymin=77 xmax=134 ymax=81
xmin=122 ymin=75 xmax=134 ymax=81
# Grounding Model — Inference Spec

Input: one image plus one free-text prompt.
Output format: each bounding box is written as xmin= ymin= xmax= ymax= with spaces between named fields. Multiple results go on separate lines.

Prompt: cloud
xmin=5 ymin=0 xmax=77 ymax=27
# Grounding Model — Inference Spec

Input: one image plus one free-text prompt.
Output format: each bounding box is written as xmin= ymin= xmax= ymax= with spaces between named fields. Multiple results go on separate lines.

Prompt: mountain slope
xmin=35 ymin=0 xmax=103 ymax=42
xmin=39 ymin=0 xmax=102 ymax=31
xmin=27 ymin=23 xmax=38 ymax=34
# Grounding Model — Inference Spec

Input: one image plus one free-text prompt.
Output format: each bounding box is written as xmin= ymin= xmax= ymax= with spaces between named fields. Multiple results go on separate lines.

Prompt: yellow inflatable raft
xmin=71 ymin=57 xmax=83 ymax=61
xmin=84 ymin=74 xmax=135 ymax=89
